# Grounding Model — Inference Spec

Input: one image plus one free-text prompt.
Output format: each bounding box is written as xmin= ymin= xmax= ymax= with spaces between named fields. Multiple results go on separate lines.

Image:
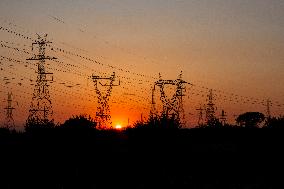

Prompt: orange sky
xmin=0 ymin=0 xmax=283 ymax=128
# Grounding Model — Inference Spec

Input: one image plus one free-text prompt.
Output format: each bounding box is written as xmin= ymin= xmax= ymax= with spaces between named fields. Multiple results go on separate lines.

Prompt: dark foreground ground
xmin=0 ymin=127 xmax=284 ymax=189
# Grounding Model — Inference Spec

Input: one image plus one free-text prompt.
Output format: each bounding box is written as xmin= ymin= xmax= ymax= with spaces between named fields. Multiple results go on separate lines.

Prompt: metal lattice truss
xmin=4 ymin=92 xmax=15 ymax=129
xmin=92 ymin=72 xmax=120 ymax=129
xmin=26 ymin=35 xmax=56 ymax=126
xmin=196 ymin=104 xmax=205 ymax=126
xmin=151 ymin=72 xmax=191 ymax=125
xmin=205 ymin=89 xmax=216 ymax=123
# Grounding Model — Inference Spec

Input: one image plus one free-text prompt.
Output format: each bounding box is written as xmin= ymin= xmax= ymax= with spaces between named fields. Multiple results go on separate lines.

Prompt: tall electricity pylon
xmin=26 ymin=34 xmax=57 ymax=126
xmin=92 ymin=72 xmax=120 ymax=129
xmin=219 ymin=109 xmax=227 ymax=126
xmin=151 ymin=71 xmax=190 ymax=127
xmin=205 ymin=89 xmax=216 ymax=123
xmin=266 ymin=99 xmax=271 ymax=119
xmin=196 ymin=104 xmax=204 ymax=126
xmin=150 ymin=86 xmax=158 ymax=118
xmin=4 ymin=92 xmax=15 ymax=129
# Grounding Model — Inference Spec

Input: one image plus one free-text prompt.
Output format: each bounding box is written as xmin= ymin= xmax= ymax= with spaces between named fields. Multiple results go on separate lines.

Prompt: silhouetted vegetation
xmin=25 ymin=118 xmax=56 ymax=132
xmin=0 ymin=114 xmax=283 ymax=189
xmin=133 ymin=115 xmax=180 ymax=129
xmin=205 ymin=117 xmax=223 ymax=128
xmin=264 ymin=116 xmax=284 ymax=129
xmin=236 ymin=112 xmax=265 ymax=128
xmin=61 ymin=114 xmax=97 ymax=130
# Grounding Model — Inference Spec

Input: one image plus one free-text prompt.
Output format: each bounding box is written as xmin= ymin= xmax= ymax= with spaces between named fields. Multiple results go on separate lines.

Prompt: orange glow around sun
xmin=115 ymin=124 xmax=122 ymax=129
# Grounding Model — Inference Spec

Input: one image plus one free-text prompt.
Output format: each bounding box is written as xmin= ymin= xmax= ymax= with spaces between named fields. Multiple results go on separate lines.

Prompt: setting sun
xmin=115 ymin=124 xmax=122 ymax=129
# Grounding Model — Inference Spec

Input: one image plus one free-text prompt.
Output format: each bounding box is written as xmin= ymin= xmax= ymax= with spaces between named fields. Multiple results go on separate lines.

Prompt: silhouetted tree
xmin=207 ymin=118 xmax=223 ymax=128
xmin=133 ymin=114 xmax=180 ymax=130
xmin=265 ymin=116 xmax=284 ymax=128
xmin=0 ymin=127 xmax=10 ymax=135
xmin=236 ymin=112 xmax=265 ymax=128
xmin=25 ymin=118 xmax=55 ymax=132
xmin=61 ymin=114 xmax=97 ymax=129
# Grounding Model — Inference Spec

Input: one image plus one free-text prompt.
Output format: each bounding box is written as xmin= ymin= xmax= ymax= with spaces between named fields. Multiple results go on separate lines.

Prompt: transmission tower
xmin=219 ymin=109 xmax=227 ymax=126
xmin=151 ymin=71 xmax=190 ymax=126
xmin=205 ymin=89 xmax=216 ymax=123
xmin=26 ymin=34 xmax=57 ymax=126
xmin=266 ymin=99 xmax=271 ymax=118
xmin=196 ymin=104 xmax=204 ymax=126
xmin=150 ymin=86 xmax=158 ymax=118
xmin=92 ymin=72 xmax=120 ymax=129
xmin=4 ymin=92 xmax=15 ymax=129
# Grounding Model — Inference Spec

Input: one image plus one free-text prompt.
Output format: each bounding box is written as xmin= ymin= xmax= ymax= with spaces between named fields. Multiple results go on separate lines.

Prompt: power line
xmin=1 ymin=22 xmax=283 ymax=127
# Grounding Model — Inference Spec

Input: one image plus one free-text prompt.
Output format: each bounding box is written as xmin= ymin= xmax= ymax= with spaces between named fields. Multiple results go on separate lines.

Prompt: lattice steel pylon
xmin=266 ymin=99 xmax=271 ymax=119
xmin=92 ymin=72 xmax=120 ymax=129
xmin=4 ymin=92 xmax=15 ymax=129
xmin=196 ymin=104 xmax=205 ymax=126
xmin=150 ymin=86 xmax=157 ymax=118
xmin=26 ymin=34 xmax=57 ymax=126
xmin=219 ymin=109 xmax=227 ymax=126
xmin=151 ymin=71 xmax=190 ymax=127
xmin=205 ymin=89 xmax=216 ymax=123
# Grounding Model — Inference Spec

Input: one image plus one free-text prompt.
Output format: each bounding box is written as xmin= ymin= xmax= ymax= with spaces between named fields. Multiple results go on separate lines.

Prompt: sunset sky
xmin=0 ymin=0 xmax=283 ymax=128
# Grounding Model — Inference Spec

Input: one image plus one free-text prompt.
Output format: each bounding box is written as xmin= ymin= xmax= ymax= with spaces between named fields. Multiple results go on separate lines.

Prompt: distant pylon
xmin=205 ymin=89 xmax=216 ymax=123
xmin=151 ymin=71 xmax=191 ymax=127
xmin=176 ymin=72 xmax=187 ymax=126
xmin=150 ymin=86 xmax=157 ymax=118
xmin=196 ymin=104 xmax=204 ymax=126
xmin=4 ymin=92 xmax=15 ymax=129
xmin=219 ymin=109 xmax=227 ymax=126
xmin=92 ymin=72 xmax=120 ymax=129
xmin=26 ymin=34 xmax=57 ymax=126
xmin=266 ymin=99 xmax=271 ymax=118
